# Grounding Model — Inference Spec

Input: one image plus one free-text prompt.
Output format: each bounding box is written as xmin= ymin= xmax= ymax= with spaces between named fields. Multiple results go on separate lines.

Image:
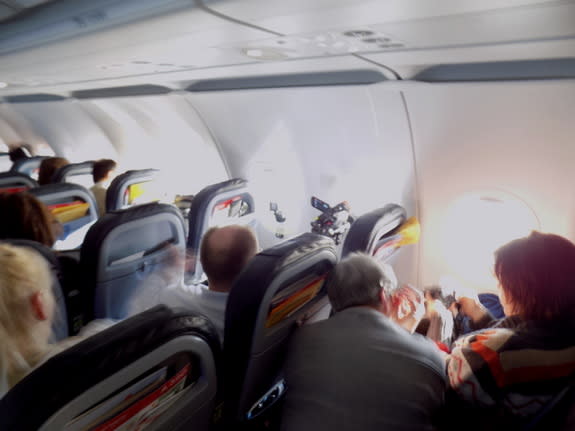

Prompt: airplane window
xmin=440 ymin=191 xmax=540 ymax=291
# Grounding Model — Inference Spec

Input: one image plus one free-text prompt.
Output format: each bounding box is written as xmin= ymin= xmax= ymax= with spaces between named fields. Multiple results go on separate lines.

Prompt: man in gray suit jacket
xmin=281 ymin=253 xmax=447 ymax=431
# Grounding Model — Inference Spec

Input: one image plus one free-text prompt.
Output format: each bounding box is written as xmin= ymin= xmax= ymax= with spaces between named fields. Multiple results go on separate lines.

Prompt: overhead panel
xmin=0 ymin=0 xmax=276 ymax=92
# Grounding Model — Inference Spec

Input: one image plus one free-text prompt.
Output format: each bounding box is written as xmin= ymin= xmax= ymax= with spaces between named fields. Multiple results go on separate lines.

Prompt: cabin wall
xmin=190 ymin=86 xmax=419 ymax=283
xmin=403 ymin=80 xmax=575 ymax=292
xmin=0 ymin=95 xmax=228 ymax=196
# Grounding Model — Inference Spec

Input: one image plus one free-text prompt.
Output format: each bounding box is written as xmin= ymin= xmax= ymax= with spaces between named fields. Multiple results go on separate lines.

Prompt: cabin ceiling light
xmin=242 ymin=47 xmax=289 ymax=60
xmin=0 ymin=82 xmax=8 ymax=88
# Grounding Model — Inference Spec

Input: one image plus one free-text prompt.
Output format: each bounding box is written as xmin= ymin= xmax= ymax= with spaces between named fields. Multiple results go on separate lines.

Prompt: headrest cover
xmin=0 ymin=172 xmax=37 ymax=189
xmin=53 ymin=161 xmax=94 ymax=183
xmin=342 ymin=204 xmax=407 ymax=257
xmin=106 ymin=169 xmax=159 ymax=211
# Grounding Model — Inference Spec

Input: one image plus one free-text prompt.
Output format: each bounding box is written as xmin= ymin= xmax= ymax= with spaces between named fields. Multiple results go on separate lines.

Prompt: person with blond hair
xmin=0 ymin=244 xmax=56 ymax=397
xmin=0 ymin=244 xmax=114 ymax=398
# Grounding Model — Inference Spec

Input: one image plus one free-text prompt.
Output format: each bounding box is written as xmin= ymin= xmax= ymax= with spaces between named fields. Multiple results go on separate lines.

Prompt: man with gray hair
xmin=281 ymin=252 xmax=446 ymax=431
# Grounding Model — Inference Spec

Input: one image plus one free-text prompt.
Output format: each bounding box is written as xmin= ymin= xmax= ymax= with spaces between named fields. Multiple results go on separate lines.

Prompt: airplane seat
xmin=0 ymin=239 xmax=69 ymax=341
xmin=525 ymin=377 xmax=575 ymax=431
xmin=10 ymin=155 xmax=49 ymax=179
xmin=0 ymin=171 xmax=38 ymax=192
xmin=341 ymin=204 xmax=407 ymax=261
xmin=106 ymin=168 xmax=159 ymax=212
xmin=53 ymin=161 xmax=94 ymax=189
xmin=187 ymin=178 xmax=256 ymax=283
xmin=0 ymin=305 xmax=221 ymax=431
xmin=222 ymin=233 xmax=337 ymax=427
xmin=30 ymin=183 xmax=99 ymax=250
xmin=81 ymin=202 xmax=186 ymax=320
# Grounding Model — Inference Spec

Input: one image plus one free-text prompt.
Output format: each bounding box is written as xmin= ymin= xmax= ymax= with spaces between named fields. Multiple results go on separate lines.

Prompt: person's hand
xmin=454 ymin=288 xmax=488 ymax=324
xmin=392 ymin=284 xmax=425 ymax=333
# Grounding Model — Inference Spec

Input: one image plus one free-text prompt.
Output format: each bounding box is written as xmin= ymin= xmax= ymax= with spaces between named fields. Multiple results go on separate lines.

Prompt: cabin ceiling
xmin=0 ymin=0 xmax=574 ymax=97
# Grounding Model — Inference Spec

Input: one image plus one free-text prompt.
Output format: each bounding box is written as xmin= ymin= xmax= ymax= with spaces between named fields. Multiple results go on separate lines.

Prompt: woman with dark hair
xmin=37 ymin=157 xmax=69 ymax=186
xmin=447 ymin=231 xmax=575 ymax=429
xmin=0 ymin=192 xmax=57 ymax=247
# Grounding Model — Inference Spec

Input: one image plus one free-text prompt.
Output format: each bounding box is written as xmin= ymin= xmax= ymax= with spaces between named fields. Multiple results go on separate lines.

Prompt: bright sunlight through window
xmin=440 ymin=190 xmax=540 ymax=291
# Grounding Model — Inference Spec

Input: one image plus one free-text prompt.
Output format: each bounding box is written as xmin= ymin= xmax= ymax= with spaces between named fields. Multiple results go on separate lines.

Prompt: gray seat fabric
xmin=0 ymin=239 xmax=69 ymax=341
xmin=10 ymin=156 xmax=49 ymax=179
xmin=222 ymin=233 xmax=337 ymax=426
xmin=341 ymin=204 xmax=407 ymax=261
xmin=80 ymin=203 xmax=186 ymax=320
xmin=106 ymin=168 xmax=159 ymax=212
xmin=0 ymin=306 xmax=220 ymax=431
xmin=186 ymin=178 xmax=256 ymax=283
xmin=0 ymin=171 xmax=38 ymax=190
xmin=53 ymin=161 xmax=94 ymax=188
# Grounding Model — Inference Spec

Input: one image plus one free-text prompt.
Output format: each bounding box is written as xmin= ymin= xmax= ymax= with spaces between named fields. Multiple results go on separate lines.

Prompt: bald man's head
xmin=200 ymin=225 xmax=258 ymax=291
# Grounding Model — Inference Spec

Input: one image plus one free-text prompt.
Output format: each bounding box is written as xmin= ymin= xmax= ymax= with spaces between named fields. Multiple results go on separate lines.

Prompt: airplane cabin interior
xmin=0 ymin=1 xmax=574 ymax=430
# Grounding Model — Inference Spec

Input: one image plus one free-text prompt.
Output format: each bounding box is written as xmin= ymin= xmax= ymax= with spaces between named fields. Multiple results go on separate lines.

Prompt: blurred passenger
xmin=90 ymin=159 xmax=117 ymax=216
xmin=447 ymin=231 xmax=575 ymax=429
xmin=281 ymin=253 xmax=446 ymax=431
xmin=38 ymin=157 xmax=69 ymax=186
xmin=0 ymin=244 xmax=54 ymax=396
xmin=0 ymin=193 xmax=56 ymax=247
xmin=0 ymin=244 xmax=114 ymax=398
xmin=8 ymin=146 xmax=30 ymax=162
xmin=129 ymin=225 xmax=258 ymax=341
xmin=423 ymin=285 xmax=454 ymax=346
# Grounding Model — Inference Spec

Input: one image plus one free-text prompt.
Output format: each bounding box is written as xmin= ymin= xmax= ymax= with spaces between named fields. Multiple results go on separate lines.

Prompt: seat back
xmin=187 ymin=178 xmax=256 ymax=282
xmin=81 ymin=203 xmax=186 ymax=320
xmin=342 ymin=204 xmax=407 ymax=261
xmin=223 ymin=233 xmax=337 ymax=425
xmin=106 ymin=168 xmax=160 ymax=212
xmin=10 ymin=155 xmax=49 ymax=180
xmin=0 ymin=239 xmax=69 ymax=341
xmin=0 ymin=306 xmax=220 ymax=431
xmin=53 ymin=161 xmax=94 ymax=188
xmin=30 ymin=183 xmax=99 ymax=250
xmin=0 ymin=171 xmax=38 ymax=193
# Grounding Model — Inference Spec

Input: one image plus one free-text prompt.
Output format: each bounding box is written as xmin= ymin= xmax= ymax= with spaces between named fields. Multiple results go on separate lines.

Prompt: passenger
xmin=0 ymin=244 xmax=55 ymax=397
xmin=447 ymin=231 xmax=575 ymax=429
xmin=129 ymin=225 xmax=258 ymax=341
xmin=38 ymin=157 xmax=69 ymax=186
xmin=8 ymin=146 xmax=30 ymax=162
xmin=281 ymin=253 xmax=446 ymax=431
xmin=0 ymin=244 xmax=114 ymax=398
xmin=90 ymin=159 xmax=117 ymax=217
xmin=423 ymin=285 xmax=454 ymax=346
xmin=0 ymin=192 xmax=56 ymax=247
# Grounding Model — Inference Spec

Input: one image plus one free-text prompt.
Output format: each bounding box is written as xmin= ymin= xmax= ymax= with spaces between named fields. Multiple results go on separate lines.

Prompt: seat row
xmin=0 ymin=203 xmax=409 ymax=430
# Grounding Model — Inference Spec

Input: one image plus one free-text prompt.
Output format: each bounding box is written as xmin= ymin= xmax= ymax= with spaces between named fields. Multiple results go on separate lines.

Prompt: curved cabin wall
xmin=189 ymin=85 xmax=418 ymax=276
xmin=404 ymin=80 xmax=575 ymax=291
xmin=1 ymin=79 xmax=575 ymax=292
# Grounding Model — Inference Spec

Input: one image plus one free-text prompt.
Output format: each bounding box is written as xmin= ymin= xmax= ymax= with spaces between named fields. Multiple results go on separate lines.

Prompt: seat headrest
xmin=342 ymin=204 xmax=407 ymax=258
xmin=106 ymin=168 xmax=159 ymax=211
xmin=10 ymin=156 xmax=48 ymax=177
xmin=52 ymin=161 xmax=94 ymax=183
xmin=0 ymin=305 xmax=220 ymax=430
xmin=82 ymin=202 xmax=184 ymax=254
xmin=187 ymin=178 xmax=255 ymax=281
xmin=0 ymin=172 xmax=37 ymax=190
